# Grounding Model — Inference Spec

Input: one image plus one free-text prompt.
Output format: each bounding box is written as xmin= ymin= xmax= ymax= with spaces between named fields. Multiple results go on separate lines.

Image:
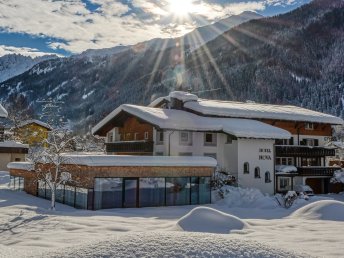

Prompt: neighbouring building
xmin=15 ymin=119 xmax=52 ymax=146
xmin=0 ymin=103 xmax=29 ymax=170
xmin=92 ymin=91 xmax=344 ymax=195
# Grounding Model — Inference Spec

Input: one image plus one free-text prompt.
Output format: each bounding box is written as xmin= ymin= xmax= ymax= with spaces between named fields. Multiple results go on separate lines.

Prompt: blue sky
xmin=0 ymin=0 xmax=310 ymax=57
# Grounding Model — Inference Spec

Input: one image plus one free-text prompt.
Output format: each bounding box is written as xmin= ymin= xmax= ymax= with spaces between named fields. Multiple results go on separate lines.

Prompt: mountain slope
xmin=0 ymin=0 xmax=343 ymax=132
xmin=0 ymin=54 xmax=57 ymax=83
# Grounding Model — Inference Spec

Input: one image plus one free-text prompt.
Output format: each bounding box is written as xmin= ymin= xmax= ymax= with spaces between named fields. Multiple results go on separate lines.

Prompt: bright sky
xmin=0 ymin=0 xmax=310 ymax=57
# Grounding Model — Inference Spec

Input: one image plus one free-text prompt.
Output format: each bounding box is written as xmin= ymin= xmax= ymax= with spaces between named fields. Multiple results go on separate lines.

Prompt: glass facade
xmin=139 ymin=178 xmax=165 ymax=207
xmin=36 ymin=181 xmax=88 ymax=209
xmin=33 ymin=176 xmax=211 ymax=210
xmin=75 ymin=187 xmax=88 ymax=209
xmin=93 ymin=176 xmax=211 ymax=209
xmin=166 ymin=177 xmax=191 ymax=206
xmin=94 ymin=178 xmax=123 ymax=210
xmin=9 ymin=176 xmax=24 ymax=191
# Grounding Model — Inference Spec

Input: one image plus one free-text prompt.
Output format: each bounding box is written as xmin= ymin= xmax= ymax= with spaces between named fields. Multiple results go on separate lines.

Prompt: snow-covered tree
xmin=28 ymin=128 xmax=77 ymax=210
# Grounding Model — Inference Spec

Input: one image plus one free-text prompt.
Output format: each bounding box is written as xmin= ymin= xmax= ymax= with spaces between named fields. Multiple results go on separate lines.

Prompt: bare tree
xmin=28 ymin=129 xmax=78 ymax=210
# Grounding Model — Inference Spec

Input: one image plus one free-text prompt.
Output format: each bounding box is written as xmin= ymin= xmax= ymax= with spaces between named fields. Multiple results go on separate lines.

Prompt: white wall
xmin=236 ymin=139 xmax=275 ymax=195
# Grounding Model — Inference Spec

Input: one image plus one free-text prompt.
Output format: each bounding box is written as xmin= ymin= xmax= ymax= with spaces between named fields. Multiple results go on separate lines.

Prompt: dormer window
xmin=305 ymin=123 xmax=314 ymax=130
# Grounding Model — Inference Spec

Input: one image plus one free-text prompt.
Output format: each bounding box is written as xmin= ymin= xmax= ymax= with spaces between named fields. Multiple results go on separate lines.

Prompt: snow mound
xmin=215 ymin=185 xmax=279 ymax=209
xmin=43 ymin=232 xmax=308 ymax=258
xmin=177 ymin=207 xmax=248 ymax=234
xmin=290 ymin=200 xmax=344 ymax=221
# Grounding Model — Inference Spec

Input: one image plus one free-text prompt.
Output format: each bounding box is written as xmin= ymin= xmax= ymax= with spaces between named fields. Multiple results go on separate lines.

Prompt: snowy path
xmin=1 ymin=171 xmax=344 ymax=257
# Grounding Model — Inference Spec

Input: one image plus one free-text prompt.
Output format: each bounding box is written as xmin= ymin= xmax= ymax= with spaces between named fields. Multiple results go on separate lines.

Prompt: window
xmin=300 ymin=138 xmax=318 ymax=146
xmin=107 ymin=132 xmax=113 ymax=143
xmin=15 ymin=158 xmax=21 ymax=161
xmin=155 ymin=152 xmax=164 ymax=156
xmin=279 ymin=177 xmax=291 ymax=190
xmin=204 ymin=153 xmax=217 ymax=160
xmin=305 ymin=123 xmax=314 ymax=130
xmin=139 ymin=178 xmax=165 ymax=207
xmin=243 ymin=162 xmax=249 ymax=174
xmin=94 ymin=178 xmax=123 ymax=210
xmin=204 ymin=133 xmax=217 ymax=146
xmin=254 ymin=167 xmax=260 ymax=178
xmin=156 ymin=130 xmax=164 ymax=145
xmin=275 ymin=139 xmax=291 ymax=145
xmin=179 ymin=152 xmax=192 ymax=156
xmin=265 ymin=171 xmax=271 ymax=183
xmin=134 ymin=133 xmax=139 ymax=141
xmin=166 ymin=177 xmax=190 ymax=206
xmin=275 ymin=157 xmax=293 ymax=165
xmin=179 ymin=131 xmax=192 ymax=146
xmin=226 ymin=135 xmax=235 ymax=144
xmin=144 ymin=132 xmax=149 ymax=140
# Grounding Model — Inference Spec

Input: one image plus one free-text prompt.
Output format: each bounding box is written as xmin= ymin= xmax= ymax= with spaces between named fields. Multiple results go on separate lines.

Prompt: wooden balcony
xmin=275 ymin=145 xmax=335 ymax=157
xmin=106 ymin=141 xmax=154 ymax=154
xmin=297 ymin=167 xmax=338 ymax=177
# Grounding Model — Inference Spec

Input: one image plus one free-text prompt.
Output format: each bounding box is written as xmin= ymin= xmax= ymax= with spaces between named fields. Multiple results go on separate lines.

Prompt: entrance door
xmin=123 ymin=178 xmax=139 ymax=208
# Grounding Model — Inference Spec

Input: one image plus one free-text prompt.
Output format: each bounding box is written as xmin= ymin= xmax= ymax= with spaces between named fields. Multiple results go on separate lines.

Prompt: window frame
xmin=179 ymin=131 xmax=192 ymax=146
xmin=243 ymin=162 xmax=250 ymax=174
xmin=156 ymin=130 xmax=164 ymax=145
xmin=254 ymin=167 xmax=261 ymax=178
xmin=265 ymin=171 xmax=272 ymax=183
xmin=204 ymin=132 xmax=217 ymax=146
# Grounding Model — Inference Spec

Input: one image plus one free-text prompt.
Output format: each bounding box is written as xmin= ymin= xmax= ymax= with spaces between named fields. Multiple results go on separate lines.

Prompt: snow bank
xmin=290 ymin=200 xmax=344 ymax=221
xmin=44 ymin=232 xmax=307 ymax=258
xmin=176 ymin=207 xmax=248 ymax=234
xmin=215 ymin=185 xmax=279 ymax=209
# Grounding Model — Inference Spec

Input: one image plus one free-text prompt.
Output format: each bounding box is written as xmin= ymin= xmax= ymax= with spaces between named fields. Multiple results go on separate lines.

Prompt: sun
xmin=168 ymin=0 xmax=195 ymax=17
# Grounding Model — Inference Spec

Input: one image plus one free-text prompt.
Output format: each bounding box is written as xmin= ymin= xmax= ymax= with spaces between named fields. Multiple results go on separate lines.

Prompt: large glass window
xmin=199 ymin=177 xmax=211 ymax=204
xmin=55 ymin=184 xmax=65 ymax=203
xmin=10 ymin=176 xmax=14 ymax=189
xmin=75 ymin=187 xmax=88 ymax=209
xmin=38 ymin=180 xmax=46 ymax=198
xmin=190 ymin=177 xmax=199 ymax=205
xmin=166 ymin=177 xmax=190 ymax=206
xmin=64 ymin=185 xmax=75 ymax=207
xmin=94 ymin=178 xmax=123 ymax=210
xmin=139 ymin=178 xmax=165 ymax=207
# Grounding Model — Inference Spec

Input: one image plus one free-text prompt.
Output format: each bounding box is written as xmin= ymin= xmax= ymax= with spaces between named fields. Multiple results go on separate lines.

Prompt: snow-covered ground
xmin=1 ymin=171 xmax=344 ymax=257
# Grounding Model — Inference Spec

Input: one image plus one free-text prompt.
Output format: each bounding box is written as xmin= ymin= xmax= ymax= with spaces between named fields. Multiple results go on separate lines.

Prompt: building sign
xmin=259 ymin=148 xmax=272 ymax=160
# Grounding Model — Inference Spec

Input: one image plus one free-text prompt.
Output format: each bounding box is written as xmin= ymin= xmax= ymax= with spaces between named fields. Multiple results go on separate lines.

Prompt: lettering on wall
xmin=259 ymin=148 xmax=272 ymax=160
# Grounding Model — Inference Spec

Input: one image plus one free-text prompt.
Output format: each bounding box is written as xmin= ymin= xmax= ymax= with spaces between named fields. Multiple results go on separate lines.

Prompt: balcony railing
xmin=106 ymin=141 xmax=154 ymax=153
xmin=275 ymin=145 xmax=335 ymax=157
xmin=297 ymin=167 xmax=338 ymax=177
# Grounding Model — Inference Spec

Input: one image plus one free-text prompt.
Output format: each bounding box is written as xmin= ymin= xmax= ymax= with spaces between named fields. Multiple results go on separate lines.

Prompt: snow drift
xmin=214 ymin=185 xmax=279 ymax=209
xmin=290 ymin=200 xmax=344 ymax=221
xmin=176 ymin=207 xmax=248 ymax=234
xmin=44 ymin=231 xmax=307 ymax=258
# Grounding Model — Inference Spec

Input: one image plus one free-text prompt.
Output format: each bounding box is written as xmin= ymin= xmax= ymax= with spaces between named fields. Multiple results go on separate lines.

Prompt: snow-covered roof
xmin=7 ymin=161 xmax=32 ymax=170
xmin=7 ymin=155 xmax=217 ymax=169
xmin=169 ymin=91 xmax=198 ymax=102
xmin=19 ymin=119 xmax=52 ymax=130
xmin=92 ymin=104 xmax=291 ymax=139
xmin=326 ymin=141 xmax=344 ymax=149
xmin=184 ymin=99 xmax=344 ymax=125
xmin=0 ymin=103 xmax=8 ymax=118
xmin=0 ymin=141 xmax=29 ymax=148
